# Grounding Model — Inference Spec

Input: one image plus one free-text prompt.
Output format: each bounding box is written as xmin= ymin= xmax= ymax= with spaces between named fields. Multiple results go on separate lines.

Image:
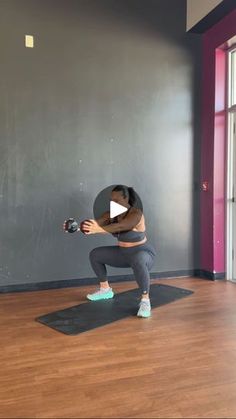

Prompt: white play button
xmin=110 ymin=201 xmax=128 ymax=218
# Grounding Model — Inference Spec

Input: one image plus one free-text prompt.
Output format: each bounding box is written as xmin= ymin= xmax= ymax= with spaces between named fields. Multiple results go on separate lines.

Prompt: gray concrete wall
xmin=0 ymin=0 xmax=201 ymax=286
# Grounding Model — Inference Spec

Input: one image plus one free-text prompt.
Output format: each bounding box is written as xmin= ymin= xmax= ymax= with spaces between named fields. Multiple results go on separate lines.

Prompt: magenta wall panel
xmin=201 ymin=9 xmax=236 ymax=274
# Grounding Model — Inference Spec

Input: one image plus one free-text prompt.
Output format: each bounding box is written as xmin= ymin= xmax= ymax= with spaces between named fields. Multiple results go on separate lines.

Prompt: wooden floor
xmin=1 ymin=277 xmax=236 ymax=418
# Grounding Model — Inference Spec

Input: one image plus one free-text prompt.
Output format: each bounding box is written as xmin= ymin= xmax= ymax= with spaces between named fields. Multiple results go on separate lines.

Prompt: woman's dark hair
xmin=112 ymin=185 xmax=136 ymax=206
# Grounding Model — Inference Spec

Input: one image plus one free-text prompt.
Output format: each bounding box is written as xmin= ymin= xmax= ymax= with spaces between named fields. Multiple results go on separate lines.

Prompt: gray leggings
xmin=89 ymin=243 xmax=156 ymax=294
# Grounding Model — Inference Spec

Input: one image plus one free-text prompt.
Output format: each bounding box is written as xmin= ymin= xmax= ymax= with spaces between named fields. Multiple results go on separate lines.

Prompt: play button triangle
xmin=110 ymin=201 xmax=128 ymax=218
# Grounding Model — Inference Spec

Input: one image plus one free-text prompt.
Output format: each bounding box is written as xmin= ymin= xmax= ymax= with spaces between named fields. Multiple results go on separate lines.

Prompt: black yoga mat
xmin=36 ymin=284 xmax=193 ymax=335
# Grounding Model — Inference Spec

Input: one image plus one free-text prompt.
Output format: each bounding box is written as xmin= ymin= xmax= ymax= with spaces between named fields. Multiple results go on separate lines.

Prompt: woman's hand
xmin=82 ymin=219 xmax=104 ymax=234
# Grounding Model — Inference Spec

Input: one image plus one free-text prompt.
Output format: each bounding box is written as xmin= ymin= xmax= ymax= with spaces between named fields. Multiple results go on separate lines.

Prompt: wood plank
xmin=0 ymin=278 xmax=236 ymax=418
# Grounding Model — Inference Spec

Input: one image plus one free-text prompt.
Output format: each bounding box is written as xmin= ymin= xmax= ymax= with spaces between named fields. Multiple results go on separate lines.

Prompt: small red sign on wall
xmin=202 ymin=181 xmax=209 ymax=191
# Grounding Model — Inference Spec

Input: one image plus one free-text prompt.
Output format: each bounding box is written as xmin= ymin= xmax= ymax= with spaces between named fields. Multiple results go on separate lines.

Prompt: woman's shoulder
xmin=128 ymin=206 xmax=142 ymax=216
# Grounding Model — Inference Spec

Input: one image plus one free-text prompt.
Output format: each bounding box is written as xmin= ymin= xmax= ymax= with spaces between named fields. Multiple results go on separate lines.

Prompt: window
xmin=229 ymin=48 xmax=236 ymax=107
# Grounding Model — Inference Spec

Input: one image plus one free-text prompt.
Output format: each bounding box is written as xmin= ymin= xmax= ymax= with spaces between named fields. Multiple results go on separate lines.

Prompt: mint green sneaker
xmin=87 ymin=287 xmax=114 ymax=301
xmin=137 ymin=299 xmax=151 ymax=318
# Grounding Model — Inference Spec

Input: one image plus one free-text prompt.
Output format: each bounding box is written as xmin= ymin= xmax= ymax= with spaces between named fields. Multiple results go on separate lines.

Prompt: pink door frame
xmin=201 ymin=9 xmax=236 ymax=278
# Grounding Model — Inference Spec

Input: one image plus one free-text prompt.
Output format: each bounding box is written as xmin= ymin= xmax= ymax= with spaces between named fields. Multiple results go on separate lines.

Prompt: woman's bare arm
xmin=94 ymin=211 xmax=110 ymax=233
xmin=102 ymin=208 xmax=141 ymax=233
xmin=83 ymin=208 xmax=142 ymax=235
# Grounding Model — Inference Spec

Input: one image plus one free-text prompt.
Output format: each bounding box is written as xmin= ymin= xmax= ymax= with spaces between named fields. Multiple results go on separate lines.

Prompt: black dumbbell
xmin=64 ymin=218 xmax=79 ymax=233
xmin=63 ymin=218 xmax=91 ymax=234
